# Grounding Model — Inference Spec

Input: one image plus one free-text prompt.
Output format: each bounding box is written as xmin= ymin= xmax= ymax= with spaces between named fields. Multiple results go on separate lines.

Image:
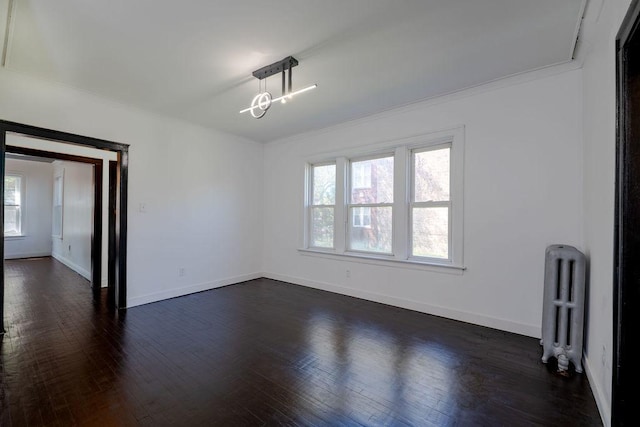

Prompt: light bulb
xmin=240 ymin=84 xmax=317 ymax=114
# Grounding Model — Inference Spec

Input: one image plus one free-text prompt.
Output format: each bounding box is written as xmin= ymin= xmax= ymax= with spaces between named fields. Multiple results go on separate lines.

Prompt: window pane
xmin=312 ymin=164 xmax=336 ymax=205
xmin=4 ymin=206 xmax=20 ymax=235
xmin=352 ymin=162 xmax=371 ymax=189
xmin=412 ymin=207 xmax=448 ymax=259
xmin=311 ymin=207 xmax=334 ymax=248
xmin=54 ymin=176 xmax=63 ymax=205
xmin=349 ymin=206 xmax=392 ymax=253
xmin=414 ymin=148 xmax=450 ymax=202
xmin=4 ymin=176 xmax=20 ymax=205
xmin=352 ymin=206 xmax=371 ymax=228
xmin=350 ymin=156 xmax=393 ymax=204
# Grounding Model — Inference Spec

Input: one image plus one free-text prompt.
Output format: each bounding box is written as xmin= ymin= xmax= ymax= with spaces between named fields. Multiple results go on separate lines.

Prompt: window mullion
xmin=347 ymin=203 xmax=393 ymax=208
xmin=393 ymin=146 xmax=408 ymax=260
xmin=412 ymin=201 xmax=451 ymax=209
xmin=334 ymin=157 xmax=347 ymax=253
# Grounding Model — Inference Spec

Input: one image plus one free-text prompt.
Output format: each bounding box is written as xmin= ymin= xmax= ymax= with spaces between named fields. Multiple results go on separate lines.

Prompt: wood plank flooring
xmin=1 ymin=257 xmax=602 ymax=426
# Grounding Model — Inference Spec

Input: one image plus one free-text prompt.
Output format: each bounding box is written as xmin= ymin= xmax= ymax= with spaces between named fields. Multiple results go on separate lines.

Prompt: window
xmin=4 ymin=174 xmax=24 ymax=237
xmin=303 ymin=128 xmax=464 ymax=269
xmin=351 ymin=161 xmax=372 ymax=189
xmin=308 ymin=163 xmax=336 ymax=248
xmin=348 ymin=155 xmax=393 ymax=254
xmin=52 ymin=172 xmax=64 ymax=238
xmin=411 ymin=145 xmax=450 ymax=260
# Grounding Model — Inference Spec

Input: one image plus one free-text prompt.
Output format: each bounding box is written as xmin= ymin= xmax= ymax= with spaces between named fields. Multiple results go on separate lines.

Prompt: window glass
xmin=312 ymin=164 xmax=336 ymax=205
xmin=412 ymin=207 xmax=448 ymax=258
xmin=350 ymin=156 xmax=393 ymax=204
xmin=311 ymin=207 xmax=334 ymax=248
xmin=352 ymin=206 xmax=371 ymax=228
xmin=412 ymin=146 xmax=451 ymax=260
xmin=4 ymin=176 xmax=20 ymax=205
xmin=310 ymin=164 xmax=336 ymax=248
xmin=348 ymin=156 xmax=393 ymax=254
xmin=348 ymin=206 xmax=392 ymax=253
xmin=414 ymin=148 xmax=450 ymax=202
xmin=4 ymin=175 xmax=22 ymax=236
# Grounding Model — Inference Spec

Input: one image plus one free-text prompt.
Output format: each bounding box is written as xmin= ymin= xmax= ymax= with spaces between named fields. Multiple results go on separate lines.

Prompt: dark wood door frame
xmin=107 ymin=160 xmax=118 ymax=306
xmin=615 ymin=1 xmax=640 ymax=425
xmin=0 ymin=120 xmax=129 ymax=333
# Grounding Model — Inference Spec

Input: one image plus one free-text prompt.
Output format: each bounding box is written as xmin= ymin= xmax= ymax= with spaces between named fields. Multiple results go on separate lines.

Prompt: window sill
xmin=4 ymin=235 xmax=27 ymax=240
xmin=298 ymin=248 xmax=465 ymax=275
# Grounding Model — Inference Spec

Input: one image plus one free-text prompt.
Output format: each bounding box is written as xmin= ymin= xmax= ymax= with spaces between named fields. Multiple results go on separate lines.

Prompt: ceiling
xmin=1 ymin=1 xmax=586 ymax=143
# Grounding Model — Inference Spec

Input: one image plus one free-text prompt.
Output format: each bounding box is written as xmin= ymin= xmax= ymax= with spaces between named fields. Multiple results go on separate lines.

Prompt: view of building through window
xmin=306 ymin=138 xmax=456 ymax=264
xmin=349 ymin=156 xmax=393 ymax=253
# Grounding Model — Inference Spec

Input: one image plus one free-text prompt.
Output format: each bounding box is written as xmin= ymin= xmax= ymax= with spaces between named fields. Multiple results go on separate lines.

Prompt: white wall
xmin=4 ymin=158 xmax=53 ymax=259
xmin=50 ymin=160 xmax=93 ymax=281
xmin=580 ymin=0 xmax=632 ymax=425
xmin=263 ymin=68 xmax=584 ymax=338
xmin=0 ymin=67 xmax=264 ymax=307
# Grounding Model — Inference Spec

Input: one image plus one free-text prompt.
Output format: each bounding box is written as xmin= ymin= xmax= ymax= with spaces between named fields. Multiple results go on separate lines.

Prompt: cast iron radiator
xmin=541 ymin=244 xmax=586 ymax=373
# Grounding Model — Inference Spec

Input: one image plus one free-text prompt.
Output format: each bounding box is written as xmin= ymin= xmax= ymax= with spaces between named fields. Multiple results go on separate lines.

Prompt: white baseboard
xmin=4 ymin=251 xmax=51 ymax=260
xmin=126 ymin=272 xmax=262 ymax=308
xmin=51 ymin=253 xmax=91 ymax=281
xmin=584 ymin=355 xmax=611 ymax=427
xmin=263 ymin=272 xmax=541 ymax=338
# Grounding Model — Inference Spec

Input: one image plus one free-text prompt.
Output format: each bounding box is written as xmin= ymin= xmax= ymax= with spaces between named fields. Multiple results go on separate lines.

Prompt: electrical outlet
xmin=68 ymin=245 xmax=71 ymax=252
xmin=602 ymin=345 xmax=606 ymax=367
xmin=178 ymin=267 xmax=186 ymax=277
xmin=346 ymin=269 xmax=351 ymax=278
xmin=139 ymin=202 xmax=147 ymax=213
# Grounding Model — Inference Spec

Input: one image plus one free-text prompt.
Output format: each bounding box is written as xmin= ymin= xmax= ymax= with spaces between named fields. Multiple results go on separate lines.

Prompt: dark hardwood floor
xmin=1 ymin=257 xmax=601 ymax=426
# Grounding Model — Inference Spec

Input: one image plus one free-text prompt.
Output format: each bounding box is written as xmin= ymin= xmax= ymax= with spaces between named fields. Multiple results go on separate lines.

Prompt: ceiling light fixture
xmin=239 ymin=56 xmax=317 ymax=119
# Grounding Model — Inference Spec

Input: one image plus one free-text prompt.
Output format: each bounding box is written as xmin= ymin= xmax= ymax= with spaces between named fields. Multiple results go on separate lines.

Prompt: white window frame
xmin=347 ymin=153 xmax=395 ymax=255
xmin=409 ymin=143 xmax=452 ymax=262
xmin=301 ymin=127 xmax=464 ymax=272
xmin=4 ymin=172 xmax=26 ymax=238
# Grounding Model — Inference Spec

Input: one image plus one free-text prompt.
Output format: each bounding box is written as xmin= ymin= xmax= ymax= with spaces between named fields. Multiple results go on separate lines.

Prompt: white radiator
xmin=540 ymin=244 xmax=586 ymax=373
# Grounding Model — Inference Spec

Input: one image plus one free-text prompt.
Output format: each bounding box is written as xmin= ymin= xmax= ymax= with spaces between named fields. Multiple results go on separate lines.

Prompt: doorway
xmin=7 ymin=145 xmax=104 ymax=296
xmin=0 ymin=120 xmax=128 ymax=333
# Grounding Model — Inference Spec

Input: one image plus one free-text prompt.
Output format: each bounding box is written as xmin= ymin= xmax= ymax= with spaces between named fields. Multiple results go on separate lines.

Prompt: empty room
xmin=1 ymin=0 xmax=638 ymax=426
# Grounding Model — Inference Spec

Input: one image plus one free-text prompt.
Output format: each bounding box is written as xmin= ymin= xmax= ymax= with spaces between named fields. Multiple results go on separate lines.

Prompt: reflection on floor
xmin=1 ymin=257 xmax=602 ymax=425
